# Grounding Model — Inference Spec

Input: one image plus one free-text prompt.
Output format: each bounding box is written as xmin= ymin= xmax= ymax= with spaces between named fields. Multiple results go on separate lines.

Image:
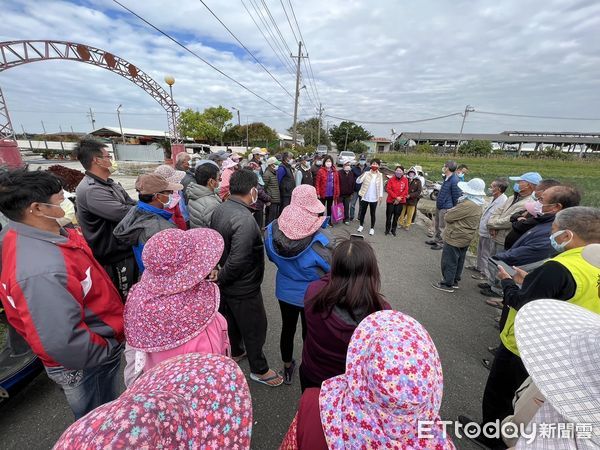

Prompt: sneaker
xmin=369 ymin=228 xmax=375 ymax=236
xmin=430 ymin=244 xmax=443 ymax=250
xmin=452 ymin=284 xmax=459 ymax=289
xmin=431 ymin=282 xmax=454 ymax=293
xmin=357 ymin=225 xmax=364 ymax=233
xmin=477 ymin=282 xmax=491 ymax=289
xmin=384 ymin=230 xmax=390 ymax=236
xmin=471 ymin=273 xmax=487 ymax=280
xmin=344 ymin=221 xmax=350 ymax=225
xmin=465 ymin=265 xmax=480 ymax=272
xmin=425 ymin=239 xmax=437 ymax=245
xmin=391 ymin=230 xmax=397 ymax=236
xmin=481 ymin=288 xmax=502 ymax=298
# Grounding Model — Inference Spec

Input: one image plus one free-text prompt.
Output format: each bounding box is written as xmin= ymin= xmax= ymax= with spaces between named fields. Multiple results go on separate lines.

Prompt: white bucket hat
xmin=515 ymin=299 xmax=600 ymax=426
xmin=458 ymin=177 xmax=486 ymax=196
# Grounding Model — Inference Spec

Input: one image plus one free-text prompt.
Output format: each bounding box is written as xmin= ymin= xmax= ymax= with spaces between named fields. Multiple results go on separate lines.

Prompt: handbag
xmin=331 ymin=200 xmax=345 ymax=224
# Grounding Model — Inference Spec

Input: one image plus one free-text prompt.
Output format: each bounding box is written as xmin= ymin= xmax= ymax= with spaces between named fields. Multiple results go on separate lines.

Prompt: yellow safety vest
xmin=500 ymin=247 xmax=600 ymax=356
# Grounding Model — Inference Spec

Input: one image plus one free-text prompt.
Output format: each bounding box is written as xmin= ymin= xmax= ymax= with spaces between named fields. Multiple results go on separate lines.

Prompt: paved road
xmin=0 ymin=177 xmax=499 ymax=449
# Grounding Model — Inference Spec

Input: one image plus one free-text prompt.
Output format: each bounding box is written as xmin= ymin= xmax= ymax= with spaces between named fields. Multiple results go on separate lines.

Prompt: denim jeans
xmin=441 ymin=243 xmax=468 ymax=287
xmin=349 ymin=192 xmax=360 ymax=220
xmin=45 ymin=347 xmax=123 ymax=420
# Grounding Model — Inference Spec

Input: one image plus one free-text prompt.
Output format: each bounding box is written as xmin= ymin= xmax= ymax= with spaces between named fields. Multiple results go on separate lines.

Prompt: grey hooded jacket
xmin=187 ymin=182 xmax=222 ymax=228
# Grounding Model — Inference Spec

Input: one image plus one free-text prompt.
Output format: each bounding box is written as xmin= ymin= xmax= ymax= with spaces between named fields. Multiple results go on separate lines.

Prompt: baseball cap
xmin=509 ymin=172 xmax=542 ymax=185
xmin=135 ymin=174 xmax=183 ymax=195
xmin=207 ymin=151 xmax=230 ymax=161
xmin=251 ymin=147 xmax=268 ymax=155
xmin=266 ymin=156 xmax=280 ymax=166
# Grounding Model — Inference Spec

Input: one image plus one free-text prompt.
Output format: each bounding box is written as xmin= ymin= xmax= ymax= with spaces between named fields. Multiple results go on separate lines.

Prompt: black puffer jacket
xmin=210 ymin=197 xmax=265 ymax=297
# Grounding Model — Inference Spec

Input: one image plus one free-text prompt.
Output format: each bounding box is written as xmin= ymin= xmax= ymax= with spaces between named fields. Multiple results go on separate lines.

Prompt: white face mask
xmin=39 ymin=202 xmax=67 ymax=225
xmin=343 ymin=166 xmax=351 ymax=172
xmin=157 ymin=193 xmax=173 ymax=207
xmin=315 ymin=160 xmax=323 ymax=166
xmin=325 ymin=161 xmax=332 ymax=168
xmin=251 ymin=187 xmax=258 ymax=204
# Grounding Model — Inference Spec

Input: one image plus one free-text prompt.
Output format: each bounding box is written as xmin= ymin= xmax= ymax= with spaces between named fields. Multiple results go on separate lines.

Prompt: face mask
xmin=315 ymin=160 xmax=323 ymax=166
xmin=359 ymin=160 xmax=366 ymax=166
xmin=371 ymin=165 xmax=379 ymax=171
xmin=109 ymin=161 xmax=118 ymax=174
xmin=486 ymin=187 xmax=494 ymax=195
xmin=524 ymin=200 xmax=543 ymax=217
xmin=325 ymin=161 xmax=332 ymax=168
xmin=408 ymin=174 xmax=415 ymax=180
xmin=289 ymin=159 xmax=295 ymax=165
xmin=549 ymin=230 xmax=572 ymax=253
xmin=458 ymin=173 xmax=465 ymax=181
xmin=395 ymin=170 xmax=404 ymax=178
xmin=513 ymin=183 xmax=520 ymax=193
xmin=251 ymin=187 xmax=258 ymax=204
xmin=39 ymin=202 xmax=67 ymax=223
xmin=343 ymin=166 xmax=351 ymax=172
xmin=157 ymin=193 xmax=173 ymax=207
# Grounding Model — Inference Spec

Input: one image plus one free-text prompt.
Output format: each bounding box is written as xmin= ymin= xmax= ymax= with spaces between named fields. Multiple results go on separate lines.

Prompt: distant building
xmin=361 ymin=137 xmax=392 ymax=153
xmin=278 ymin=132 xmax=305 ymax=147
xmin=90 ymin=127 xmax=172 ymax=144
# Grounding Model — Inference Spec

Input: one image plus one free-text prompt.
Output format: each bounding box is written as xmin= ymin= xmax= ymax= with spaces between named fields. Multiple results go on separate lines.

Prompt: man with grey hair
xmin=459 ymin=205 xmax=600 ymax=448
xmin=174 ymin=151 xmax=191 ymax=172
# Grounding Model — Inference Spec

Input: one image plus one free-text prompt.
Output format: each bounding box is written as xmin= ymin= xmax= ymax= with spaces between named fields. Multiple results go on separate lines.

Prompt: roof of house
xmin=91 ymin=127 xmax=171 ymax=138
xmin=371 ymin=137 xmax=392 ymax=143
xmin=399 ymin=131 xmax=600 ymax=145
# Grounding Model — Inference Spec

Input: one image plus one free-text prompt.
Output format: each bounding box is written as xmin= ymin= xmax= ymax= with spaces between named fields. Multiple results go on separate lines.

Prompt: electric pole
xmin=316 ymin=103 xmax=324 ymax=146
xmin=291 ymin=41 xmax=308 ymax=150
xmin=344 ymin=126 xmax=349 ymax=151
xmin=87 ymin=107 xmax=96 ymax=130
xmin=454 ymin=104 xmax=474 ymax=155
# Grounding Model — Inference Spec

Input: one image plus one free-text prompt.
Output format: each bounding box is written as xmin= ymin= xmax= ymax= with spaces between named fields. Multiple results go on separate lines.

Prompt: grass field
xmin=377 ymin=153 xmax=600 ymax=207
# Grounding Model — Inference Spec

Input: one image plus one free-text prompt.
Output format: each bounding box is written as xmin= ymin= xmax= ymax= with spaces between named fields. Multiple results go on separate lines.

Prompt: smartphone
xmin=350 ymin=233 xmax=365 ymax=240
xmin=488 ymin=257 xmax=517 ymax=278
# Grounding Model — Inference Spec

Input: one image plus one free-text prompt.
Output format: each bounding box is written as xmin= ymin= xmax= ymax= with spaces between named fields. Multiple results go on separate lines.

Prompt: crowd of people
xmin=0 ymin=137 xmax=599 ymax=449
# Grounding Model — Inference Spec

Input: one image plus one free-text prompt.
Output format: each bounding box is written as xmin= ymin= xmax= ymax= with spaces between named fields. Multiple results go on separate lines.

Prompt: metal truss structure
xmin=0 ymin=40 xmax=181 ymax=143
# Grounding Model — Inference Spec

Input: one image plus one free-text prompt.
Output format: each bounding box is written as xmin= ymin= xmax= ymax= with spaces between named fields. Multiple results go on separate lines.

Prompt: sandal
xmin=250 ymin=370 xmax=283 ymax=387
xmin=280 ymin=360 xmax=296 ymax=385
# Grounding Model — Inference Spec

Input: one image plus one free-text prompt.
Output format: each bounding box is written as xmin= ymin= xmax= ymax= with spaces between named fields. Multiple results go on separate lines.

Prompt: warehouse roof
xmin=399 ymin=132 xmax=600 ymax=145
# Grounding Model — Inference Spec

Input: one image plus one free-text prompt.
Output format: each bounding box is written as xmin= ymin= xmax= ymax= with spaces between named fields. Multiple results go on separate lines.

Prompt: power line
xmin=287 ymin=0 xmax=321 ymax=104
xmin=240 ymin=0 xmax=295 ymax=77
xmin=324 ymin=111 xmax=464 ymax=125
xmin=246 ymin=0 xmax=296 ymax=75
xmin=260 ymin=0 xmax=293 ymax=55
xmin=196 ymin=0 xmax=293 ymax=99
xmin=279 ymin=0 xmax=298 ymax=43
xmin=473 ymin=109 xmax=600 ymax=121
xmin=112 ymin=0 xmax=293 ymax=118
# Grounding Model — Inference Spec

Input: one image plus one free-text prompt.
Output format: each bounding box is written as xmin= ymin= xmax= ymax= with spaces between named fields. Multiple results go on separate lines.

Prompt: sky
xmin=1 ymin=0 xmax=600 ymax=138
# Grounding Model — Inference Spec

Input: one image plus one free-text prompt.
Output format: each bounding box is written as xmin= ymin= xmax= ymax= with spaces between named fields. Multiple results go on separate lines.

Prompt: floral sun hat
xmin=278 ymin=184 xmax=327 ymax=240
xmin=53 ymin=353 xmax=252 ymax=450
xmin=154 ymin=164 xmax=186 ymax=184
xmin=319 ymin=310 xmax=455 ymax=449
xmin=139 ymin=227 xmax=224 ymax=296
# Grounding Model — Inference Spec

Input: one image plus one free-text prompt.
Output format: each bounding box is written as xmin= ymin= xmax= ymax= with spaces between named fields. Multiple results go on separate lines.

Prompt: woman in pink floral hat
xmin=281 ymin=310 xmax=455 ymax=450
xmin=123 ymin=227 xmax=229 ymax=385
xmin=219 ymin=158 xmax=239 ymax=201
xmin=265 ymin=184 xmax=335 ymax=385
xmin=54 ymin=353 xmax=252 ymax=450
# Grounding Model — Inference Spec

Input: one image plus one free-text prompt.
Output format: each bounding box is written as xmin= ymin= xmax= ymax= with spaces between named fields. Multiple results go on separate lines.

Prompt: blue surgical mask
xmin=549 ymin=230 xmax=572 ymax=253
xmin=513 ymin=183 xmax=520 ymax=193
xmin=458 ymin=173 xmax=465 ymax=181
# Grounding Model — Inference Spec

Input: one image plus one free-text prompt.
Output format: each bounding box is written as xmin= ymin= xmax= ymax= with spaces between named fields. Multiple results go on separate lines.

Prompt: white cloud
xmin=1 ymin=0 xmax=599 ymax=138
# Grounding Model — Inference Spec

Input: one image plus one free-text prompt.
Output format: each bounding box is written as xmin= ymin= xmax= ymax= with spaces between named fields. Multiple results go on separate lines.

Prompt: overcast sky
xmin=2 ymin=0 xmax=600 ymax=137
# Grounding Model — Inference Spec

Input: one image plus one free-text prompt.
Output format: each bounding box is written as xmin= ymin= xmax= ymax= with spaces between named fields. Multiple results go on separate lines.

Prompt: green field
xmin=377 ymin=153 xmax=600 ymax=207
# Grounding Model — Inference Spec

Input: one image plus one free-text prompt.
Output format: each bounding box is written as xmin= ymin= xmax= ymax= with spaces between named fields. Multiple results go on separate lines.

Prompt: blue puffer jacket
xmin=494 ymin=214 xmax=557 ymax=266
xmin=436 ymin=173 xmax=461 ymax=210
xmin=265 ymin=221 xmax=333 ymax=307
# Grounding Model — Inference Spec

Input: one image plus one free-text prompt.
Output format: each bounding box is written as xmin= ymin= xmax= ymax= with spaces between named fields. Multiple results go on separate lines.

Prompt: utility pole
xmin=291 ymin=41 xmax=308 ymax=150
xmin=343 ymin=126 xmax=349 ymax=151
xmin=87 ymin=107 xmax=96 ymax=130
xmin=21 ymin=124 xmax=33 ymax=151
xmin=116 ymin=104 xmax=125 ymax=144
xmin=316 ymin=103 xmax=324 ymax=146
xmin=41 ymin=120 xmax=48 ymax=150
xmin=454 ymin=104 xmax=474 ymax=155
xmin=246 ymin=116 xmax=249 ymax=152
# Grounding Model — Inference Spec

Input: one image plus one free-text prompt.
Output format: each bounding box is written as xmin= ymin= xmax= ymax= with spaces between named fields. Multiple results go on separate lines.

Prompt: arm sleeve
xmin=295 ymin=170 xmax=303 ymax=186
xmin=451 ymin=180 xmax=461 ymax=206
xmin=386 ymin=179 xmax=399 ymax=197
xmin=17 ymin=273 xmax=121 ymax=369
xmin=487 ymin=205 xmax=514 ymax=230
xmin=400 ymin=180 xmax=409 ymax=199
xmin=501 ymin=262 xmax=576 ymax=310
xmin=277 ymin=166 xmax=285 ymax=183
xmin=444 ymin=203 xmax=470 ymax=222
xmin=356 ymin=172 xmax=366 ymax=184
xmin=495 ymin=234 xmax=549 ymax=266
xmin=409 ymin=179 xmax=422 ymax=199
xmin=84 ymin=187 xmax=134 ymax=223
xmin=218 ymin=216 xmax=257 ymax=286
xmin=258 ymin=187 xmax=271 ymax=203
xmin=378 ymin=174 xmax=384 ymax=198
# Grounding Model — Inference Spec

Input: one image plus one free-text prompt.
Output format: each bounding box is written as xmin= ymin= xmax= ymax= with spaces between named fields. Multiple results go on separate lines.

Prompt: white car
xmin=337 ymin=151 xmax=356 ymax=166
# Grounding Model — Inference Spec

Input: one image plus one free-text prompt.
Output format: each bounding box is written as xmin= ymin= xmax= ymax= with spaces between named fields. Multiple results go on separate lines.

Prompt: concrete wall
xmin=114 ymin=143 xmax=164 ymax=162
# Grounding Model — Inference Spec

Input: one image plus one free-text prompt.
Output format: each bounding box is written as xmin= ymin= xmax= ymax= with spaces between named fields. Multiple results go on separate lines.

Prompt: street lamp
xmin=116 ymin=104 xmax=125 ymax=145
xmin=231 ymin=106 xmax=241 ymax=126
xmin=164 ymin=75 xmax=175 ymax=101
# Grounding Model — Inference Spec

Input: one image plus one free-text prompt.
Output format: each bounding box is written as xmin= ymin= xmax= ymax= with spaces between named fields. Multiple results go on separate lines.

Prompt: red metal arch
xmin=0 ymin=40 xmax=181 ymax=143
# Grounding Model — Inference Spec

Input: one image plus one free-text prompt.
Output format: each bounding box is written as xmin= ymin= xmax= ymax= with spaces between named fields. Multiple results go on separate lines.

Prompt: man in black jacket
xmin=277 ymin=152 xmax=296 ymax=212
xmin=210 ymin=169 xmax=283 ymax=387
xmin=74 ymin=139 xmax=138 ymax=300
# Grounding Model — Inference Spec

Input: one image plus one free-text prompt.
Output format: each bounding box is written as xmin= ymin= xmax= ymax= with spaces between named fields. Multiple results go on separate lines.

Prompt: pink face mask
xmin=525 ymin=200 xmax=543 ymax=217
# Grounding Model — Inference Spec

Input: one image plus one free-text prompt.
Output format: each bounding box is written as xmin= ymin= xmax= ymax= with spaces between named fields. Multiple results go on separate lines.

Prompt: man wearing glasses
xmin=74 ymin=139 xmax=137 ymax=300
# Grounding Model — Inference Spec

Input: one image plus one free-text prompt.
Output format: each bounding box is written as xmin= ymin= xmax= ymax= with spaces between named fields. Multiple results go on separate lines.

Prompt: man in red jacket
xmin=385 ymin=165 xmax=409 ymax=236
xmin=0 ymin=169 xmax=124 ymax=419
